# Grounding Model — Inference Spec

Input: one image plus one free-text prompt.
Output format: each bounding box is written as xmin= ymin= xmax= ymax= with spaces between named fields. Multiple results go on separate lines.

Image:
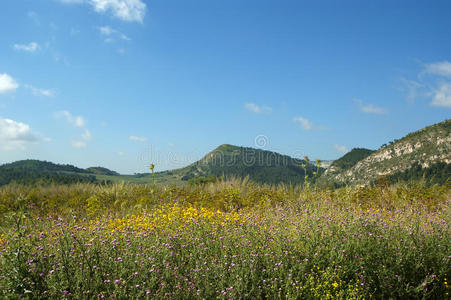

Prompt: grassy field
xmin=0 ymin=179 xmax=449 ymax=299
xmin=94 ymin=170 xmax=186 ymax=186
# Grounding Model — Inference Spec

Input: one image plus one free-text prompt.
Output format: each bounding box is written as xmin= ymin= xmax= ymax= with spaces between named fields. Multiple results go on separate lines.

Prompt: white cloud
xmin=99 ymin=25 xmax=114 ymax=35
xmin=399 ymin=77 xmax=427 ymax=102
xmin=13 ymin=42 xmax=40 ymax=53
xmin=129 ymin=135 xmax=147 ymax=142
xmin=25 ymin=85 xmax=55 ymax=97
xmin=293 ymin=117 xmax=315 ymax=131
xmin=98 ymin=25 xmax=130 ymax=42
xmin=91 ymin=0 xmax=146 ymax=23
xmin=424 ymin=61 xmax=451 ymax=78
xmin=0 ymin=73 xmax=19 ymax=94
xmin=333 ymin=144 xmax=349 ymax=154
xmin=81 ymin=129 xmax=92 ymax=141
xmin=0 ymin=117 xmax=41 ymax=150
xmin=293 ymin=117 xmax=326 ymax=131
xmin=59 ymin=0 xmax=146 ymax=23
xmin=244 ymin=103 xmax=272 ymax=114
xmin=354 ymin=99 xmax=387 ymax=115
xmin=118 ymin=151 xmax=124 ymax=156
xmin=400 ymin=61 xmax=451 ymax=108
xmin=54 ymin=110 xmax=85 ymax=127
xmin=71 ymin=129 xmax=92 ymax=148
xmin=431 ymin=82 xmax=451 ymax=108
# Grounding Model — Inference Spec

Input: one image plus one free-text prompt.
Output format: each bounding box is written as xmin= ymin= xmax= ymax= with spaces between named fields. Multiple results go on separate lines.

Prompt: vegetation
xmin=179 ymin=144 xmax=322 ymax=185
xmin=187 ymin=175 xmax=219 ymax=186
xmin=329 ymin=148 xmax=374 ymax=171
xmin=0 ymin=160 xmax=103 ymax=187
xmin=320 ymin=119 xmax=451 ymax=186
xmin=385 ymin=161 xmax=451 ymax=187
xmin=0 ymin=169 xmax=99 ymax=186
xmin=0 ymin=178 xmax=449 ymax=299
xmin=86 ymin=167 xmax=120 ymax=176
xmin=0 ymin=160 xmax=89 ymax=174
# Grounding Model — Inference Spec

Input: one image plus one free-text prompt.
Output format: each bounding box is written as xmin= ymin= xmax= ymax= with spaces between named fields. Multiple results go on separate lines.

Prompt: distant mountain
xmin=318 ymin=160 xmax=334 ymax=169
xmin=154 ymin=144 xmax=323 ymax=185
xmin=3 ymin=119 xmax=449 ymax=188
xmin=0 ymin=160 xmax=99 ymax=186
xmin=1 ymin=159 xmax=89 ymax=174
xmin=86 ymin=167 xmax=120 ymax=176
xmin=324 ymin=148 xmax=375 ymax=174
xmin=319 ymin=120 xmax=451 ymax=186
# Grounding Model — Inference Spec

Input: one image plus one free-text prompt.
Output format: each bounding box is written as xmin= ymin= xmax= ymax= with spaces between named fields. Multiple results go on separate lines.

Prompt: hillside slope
xmin=320 ymin=119 xmax=451 ymax=186
xmin=0 ymin=160 xmax=99 ymax=186
xmin=152 ymin=144 xmax=322 ymax=185
xmin=86 ymin=167 xmax=120 ymax=176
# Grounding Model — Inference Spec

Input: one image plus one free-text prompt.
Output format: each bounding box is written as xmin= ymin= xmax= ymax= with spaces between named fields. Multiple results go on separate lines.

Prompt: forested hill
xmin=1 ymin=159 xmax=89 ymax=173
xmin=86 ymin=167 xmax=120 ymax=176
xmin=319 ymin=119 xmax=451 ymax=186
xmin=0 ymin=160 xmax=99 ymax=186
xmin=174 ymin=144 xmax=323 ymax=185
xmin=328 ymin=148 xmax=375 ymax=171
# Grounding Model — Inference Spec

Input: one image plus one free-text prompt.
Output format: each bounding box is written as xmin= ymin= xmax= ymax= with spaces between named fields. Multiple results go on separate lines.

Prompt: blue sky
xmin=0 ymin=0 xmax=450 ymax=174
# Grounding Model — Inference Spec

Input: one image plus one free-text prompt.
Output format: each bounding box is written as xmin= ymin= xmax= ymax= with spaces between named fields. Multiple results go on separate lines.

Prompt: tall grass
xmin=0 ymin=178 xmax=449 ymax=298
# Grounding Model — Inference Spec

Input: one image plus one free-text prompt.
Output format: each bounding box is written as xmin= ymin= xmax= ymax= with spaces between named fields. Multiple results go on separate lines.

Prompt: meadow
xmin=0 ymin=179 xmax=449 ymax=299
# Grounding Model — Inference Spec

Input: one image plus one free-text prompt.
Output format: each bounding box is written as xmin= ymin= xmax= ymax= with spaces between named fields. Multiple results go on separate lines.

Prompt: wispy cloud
xmin=129 ymin=135 xmax=147 ymax=142
xmin=399 ymin=77 xmax=427 ymax=102
xmin=244 ymin=103 xmax=272 ymax=114
xmin=13 ymin=42 xmax=40 ymax=53
xmin=401 ymin=60 xmax=451 ymax=108
xmin=25 ymin=85 xmax=55 ymax=97
xmin=293 ymin=117 xmax=313 ymax=130
xmin=423 ymin=61 xmax=451 ymax=78
xmin=27 ymin=11 xmax=40 ymax=25
xmin=71 ymin=129 xmax=92 ymax=148
xmin=98 ymin=25 xmax=130 ymax=43
xmin=293 ymin=116 xmax=326 ymax=131
xmin=0 ymin=117 xmax=42 ymax=150
xmin=58 ymin=0 xmax=146 ymax=23
xmin=354 ymin=99 xmax=387 ymax=115
xmin=54 ymin=110 xmax=85 ymax=127
xmin=333 ymin=144 xmax=349 ymax=154
xmin=0 ymin=73 xmax=19 ymax=94
xmin=431 ymin=82 xmax=451 ymax=108
xmin=55 ymin=110 xmax=93 ymax=148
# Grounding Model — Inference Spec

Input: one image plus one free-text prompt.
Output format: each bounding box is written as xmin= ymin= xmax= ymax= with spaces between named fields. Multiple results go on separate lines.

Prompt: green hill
xmin=1 ymin=159 xmax=89 ymax=173
xmin=319 ymin=119 xmax=451 ymax=186
xmin=0 ymin=160 xmax=99 ymax=186
xmin=330 ymin=148 xmax=375 ymax=171
xmin=151 ymin=144 xmax=322 ymax=185
xmin=4 ymin=119 xmax=449 ymax=188
xmin=86 ymin=167 xmax=120 ymax=176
